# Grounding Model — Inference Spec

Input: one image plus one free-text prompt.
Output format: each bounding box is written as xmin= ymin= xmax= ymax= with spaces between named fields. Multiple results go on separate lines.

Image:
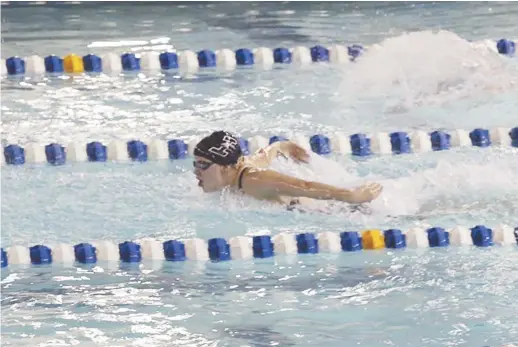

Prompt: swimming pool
xmin=1 ymin=1 xmax=518 ymax=346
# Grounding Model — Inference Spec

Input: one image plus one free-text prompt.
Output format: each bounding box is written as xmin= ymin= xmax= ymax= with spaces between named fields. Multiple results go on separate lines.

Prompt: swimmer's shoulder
xmin=236 ymin=157 xmax=256 ymax=173
xmin=233 ymin=158 xmax=258 ymax=189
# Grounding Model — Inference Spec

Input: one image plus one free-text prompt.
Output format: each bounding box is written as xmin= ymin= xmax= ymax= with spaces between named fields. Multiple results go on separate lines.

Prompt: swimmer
xmin=193 ymin=131 xmax=383 ymax=209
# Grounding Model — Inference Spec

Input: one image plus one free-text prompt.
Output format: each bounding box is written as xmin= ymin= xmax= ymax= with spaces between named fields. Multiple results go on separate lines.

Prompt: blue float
xmin=1 ymin=248 xmax=7 ymax=268
xmin=296 ymin=233 xmax=319 ymax=254
xmin=269 ymin=135 xmax=288 ymax=144
xmin=390 ymin=132 xmax=411 ymax=154
xmin=340 ymin=231 xmax=363 ymax=251
xmin=74 ymin=243 xmax=97 ymax=264
xmin=470 ymin=225 xmax=494 ymax=247
xmin=197 ymin=50 xmax=216 ymax=68
xmin=168 ymin=139 xmax=188 ymax=159
xmin=384 ymin=229 xmax=406 ymax=249
xmin=121 ymin=53 xmax=140 ymax=71
xmin=159 ymin=52 xmax=178 ymax=70
xmin=163 ymin=240 xmax=186 ymax=261
xmin=44 ymin=55 xmax=64 ymax=73
xmin=310 ymin=45 xmax=329 ymax=62
xmin=350 ymin=133 xmax=371 ymax=156
xmin=430 ymin=130 xmax=451 ymax=151
xmin=208 ymin=238 xmax=231 ymax=261
xmin=273 ymin=48 xmax=291 ymax=63
xmin=83 ymin=54 xmax=102 ymax=72
xmin=45 ymin=143 xmax=66 ymax=165
xmin=127 ymin=140 xmax=148 ymax=162
xmin=119 ymin=241 xmax=142 ymax=263
xmin=235 ymin=48 xmax=254 ymax=65
xmin=252 ymin=235 xmax=274 ymax=258
xmin=496 ymin=38 xmax=516 ymax=56
xmin=6 ymin=56 xmax=25 ymax=75
xmin=238 ymin=137 xmax=250 ymax=155
xmin=309 ymin=134 xmax=331 ymax=155
xmin=86 ymin=141 xmax=107 ymax=162
xmin=427 ymin=227 xmax=450 ymax=247
xmin=348 ymin=44 xmax=364 ymax=61
xmin=469 ymin=128 xmax=491 ymax=147
xmin=510 ymin=127 xmax=518 ymax=147
xmin=30 ymin=245 xmax=52 ymax=265
xmin=4 ymin=144 xmax=25 ymax=165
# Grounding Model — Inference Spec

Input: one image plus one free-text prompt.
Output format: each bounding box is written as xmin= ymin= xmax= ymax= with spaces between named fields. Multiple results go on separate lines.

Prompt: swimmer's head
xmin=193 ymin=131 xmax=243 ymax=192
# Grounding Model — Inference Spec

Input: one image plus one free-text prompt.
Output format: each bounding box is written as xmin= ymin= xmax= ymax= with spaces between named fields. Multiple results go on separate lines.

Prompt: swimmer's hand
xmin=252 ymin=141 xmax=310 ymax=167
xmin=346 ymin=182 xmax=383 ymax=204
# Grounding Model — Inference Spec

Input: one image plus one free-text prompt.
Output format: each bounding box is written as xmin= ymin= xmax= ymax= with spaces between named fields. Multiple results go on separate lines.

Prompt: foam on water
xmin=336 ymin=30 xmax=518 ymax=115
xmin=222 ymin=146 xmax=518 ymax=225
xmin=371 ymin=155 xmax=518 ymax=219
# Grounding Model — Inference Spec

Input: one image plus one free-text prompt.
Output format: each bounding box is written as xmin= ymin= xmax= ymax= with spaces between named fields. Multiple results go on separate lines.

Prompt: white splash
xmin=336 ymin=30 xmax=518 ymax=112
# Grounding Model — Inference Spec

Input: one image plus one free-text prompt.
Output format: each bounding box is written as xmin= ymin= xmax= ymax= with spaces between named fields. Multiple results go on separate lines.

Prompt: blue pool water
xmin=1 ymin=1 xmax=518 ymax=346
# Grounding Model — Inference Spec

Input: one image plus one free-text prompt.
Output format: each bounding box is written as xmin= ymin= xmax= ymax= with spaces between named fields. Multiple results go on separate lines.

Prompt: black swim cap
xmin=193 ymin=131 xmax=242 ymax=166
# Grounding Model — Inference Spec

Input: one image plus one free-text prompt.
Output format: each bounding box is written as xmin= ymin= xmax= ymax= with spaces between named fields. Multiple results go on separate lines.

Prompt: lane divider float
xmin=1 ymin=224 xmax=517 ymax=268
xmin=2 ymin=126 xmax=517 ymax=166
xmin=0 ymin=45 xmax=363 ymax=76
xmin=1 ymin=38 xmax=515 ymax=77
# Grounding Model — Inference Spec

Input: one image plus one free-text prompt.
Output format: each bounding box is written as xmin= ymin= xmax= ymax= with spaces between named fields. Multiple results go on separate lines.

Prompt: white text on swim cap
xmin=208 ymin=134 xmax=238 ymax=158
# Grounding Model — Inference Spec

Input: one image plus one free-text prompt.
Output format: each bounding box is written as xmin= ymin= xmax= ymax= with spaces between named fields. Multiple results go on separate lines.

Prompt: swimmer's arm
xmin=242 ymin=169 xmax=382 ymax=204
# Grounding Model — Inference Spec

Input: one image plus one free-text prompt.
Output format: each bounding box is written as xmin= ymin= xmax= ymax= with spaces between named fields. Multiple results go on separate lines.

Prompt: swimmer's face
xmin=193 ymin=156 xmax=227 ymax=192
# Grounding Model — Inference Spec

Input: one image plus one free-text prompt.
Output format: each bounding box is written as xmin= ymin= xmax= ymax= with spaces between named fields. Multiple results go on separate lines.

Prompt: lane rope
xmin=1 ymin=38 xmax=515 ymax=77
xmin=2 ymin=127 xmax=517 ymax=166
xmin=2 ymin=224 xmax=517 ymax=268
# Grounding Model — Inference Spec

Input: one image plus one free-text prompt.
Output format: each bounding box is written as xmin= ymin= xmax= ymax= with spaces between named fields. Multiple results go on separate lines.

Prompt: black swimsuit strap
xmin=238 ymin=167 xmax=250 ymax=190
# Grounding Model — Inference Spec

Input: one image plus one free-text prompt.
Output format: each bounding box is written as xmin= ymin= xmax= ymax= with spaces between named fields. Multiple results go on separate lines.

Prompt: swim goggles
xmin=193 ymin=160 xmax=213 ymax=170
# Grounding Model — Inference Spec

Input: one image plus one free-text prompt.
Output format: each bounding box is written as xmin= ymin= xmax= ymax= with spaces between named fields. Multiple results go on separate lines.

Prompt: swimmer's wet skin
xmin=192 ymin=131 xmax=383 ymax=209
